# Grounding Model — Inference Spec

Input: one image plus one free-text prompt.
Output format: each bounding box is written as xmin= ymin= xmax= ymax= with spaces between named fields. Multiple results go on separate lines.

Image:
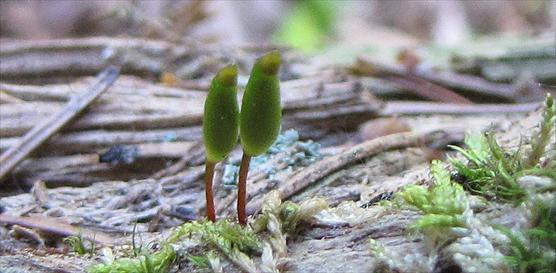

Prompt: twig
xmin=412 ymin=70 xmax=517 ymax=100
xmin=355 ymin=56 xmax=548 ymax=102
xmin=353 ymin=58 xmax=472 ymax=104
xmin=0 ymin=128 xmax=202 ymax=153
xmin=0 ymin=214 xmax=114 ymax=245
xmin=385 ymin=75 xmax=472 ymax=104
xmin=0 ymin=37 xmax=174 ymax=80
xmin=0 ymin=76 xmax=205 ymax=101
xmin=381 ymin=101 xmax=542 ymax=115
xmin=0 ymin=67 xmax=119 ymax=182
xmin=0 ymin=90 xmax=25 ymax=103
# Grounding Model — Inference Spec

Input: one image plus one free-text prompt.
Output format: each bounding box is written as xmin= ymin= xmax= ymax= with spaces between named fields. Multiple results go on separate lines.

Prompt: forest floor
xmin=0 ymin=36 xmax=555 ymax=273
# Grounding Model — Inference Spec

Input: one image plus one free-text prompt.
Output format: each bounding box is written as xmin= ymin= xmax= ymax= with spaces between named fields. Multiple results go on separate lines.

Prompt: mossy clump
xmin=496 ymin=195 xmax=556 ymax=273
xmin=378 ymin=94 xmax=556 ymax=273
xmin=448 ymin=94 xmax=555 ymax=203
xmin=88 ymin=245 xmax=175 ymax=273
xmin=64 ymin=232 xmax=95 ymax=256
xmin=167 ymin=220 xmax=261 ymax=254
xmin=252 ymin=190 xmax=328 ymax=234
xmin=395 ymin=160 xmax=468 ymax=233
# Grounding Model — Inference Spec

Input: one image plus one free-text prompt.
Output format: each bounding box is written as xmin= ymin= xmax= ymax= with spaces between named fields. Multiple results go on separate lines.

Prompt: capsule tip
xmin=258 ymin=51 xmax=281 ymax=75
xmin=215 ymin=65 xmax=238 ymax=87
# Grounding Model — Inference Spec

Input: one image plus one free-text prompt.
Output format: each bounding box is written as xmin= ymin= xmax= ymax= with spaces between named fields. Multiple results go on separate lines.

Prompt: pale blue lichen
xmin=222 ymin=164 xmax=240 ymax=190
xmin=163 ymin=133 xmax=177 ymax=142
xmin=221 ymin=129 xmax=322 ymax=187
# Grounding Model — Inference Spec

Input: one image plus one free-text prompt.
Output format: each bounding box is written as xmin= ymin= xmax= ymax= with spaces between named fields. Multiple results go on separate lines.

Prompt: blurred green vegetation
xmin=273 ymin=0 xmax=336 ymax=53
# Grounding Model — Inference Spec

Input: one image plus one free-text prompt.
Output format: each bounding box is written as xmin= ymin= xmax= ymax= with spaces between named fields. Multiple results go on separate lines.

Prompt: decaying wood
xmin=0 ymin=67 xmax=119 ymax=182
xmin=244 ymin=131 xmax=448 ymax=215
xmin=151 ymin=141 xmax=205 ymax=179
xmin=289 ymin=148 xmax=430 ymax=206
xmin=354 ymin=56 xmax=549 ymax=102
xmin=1 ymin=73 xmax=380 ymax=186
xmin=0 ymin=37 xmax=179 ymax=80
xmin=0 ymin=128 xmax=201 ymax=153
xmin=216 ymin=129 xmax=461 ymax=217
xmin=450 ymin=39 xmax=556 ymax=83
xmin=222 ymin=112 xmax=510 ymax=217
xmin=0 ymin=77 xmax=375 ymax=138
xmin=0 ymin=256 xmax=84 ymax=273
xmin=0 ymin=90 xmax=24 ymax=103
xmin=0 ymin=37 xmax=294 ymax=83
xmin=1 ymin=36 xmax=552 ymax=273
xmin=0 ymin=106 xmax=541 ymax=273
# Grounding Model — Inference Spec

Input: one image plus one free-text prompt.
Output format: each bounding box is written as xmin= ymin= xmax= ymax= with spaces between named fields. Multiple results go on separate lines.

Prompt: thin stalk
xmin=237 ymin=152 xmax=252 ymax=225
xmin=204 ymin=161 xmax=216 ymax=222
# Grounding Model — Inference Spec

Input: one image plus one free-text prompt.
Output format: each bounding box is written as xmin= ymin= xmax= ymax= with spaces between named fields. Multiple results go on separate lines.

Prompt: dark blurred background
xmin=1 ymin=0 xmax=554 ymax=52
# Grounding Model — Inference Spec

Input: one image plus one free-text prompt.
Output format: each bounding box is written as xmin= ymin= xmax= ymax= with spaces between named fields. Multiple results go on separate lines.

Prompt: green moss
xmin=89 ymin=220 xmax=258 ymax=273
xmin=499 ymin=198 xmax=556 ymax=273
xmin=203 ymin=65 xmax=240 ymax=163
xmin=273 ymin=0 xmax=335 ymax=53
xmin=448 ymin=94 xmax=555 ymax=203
xmin=63 ymin=232 xmax=94 ymax=256
xmin=252 ymin=192 xmax=327 ymax=234
xmin=88 ymin=245 xmax=175 ymax=273
xmin=240 ymin=52 xmax=282 ymax=156
xmin=186 ymin=254 xmax=209 ymax=269
xmin=395 ymin=160 xmax=468 ymax=232
xmin=166 ymin=220 xmax=260 ymax=256
xmin=524 ymin=93 xmax=556 ymax=168
xmin=371 ymin=94 xmax=555 ymax=273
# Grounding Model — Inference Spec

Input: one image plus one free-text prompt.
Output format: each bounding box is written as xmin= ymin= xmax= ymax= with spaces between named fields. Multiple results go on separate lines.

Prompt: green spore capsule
xmin=240 ymin=51 xmax=282 ymax=156
xmin=236 ymin=52 xmax=282 ymax=225
xmin=203 ymin=65 xmax=240 ymax=163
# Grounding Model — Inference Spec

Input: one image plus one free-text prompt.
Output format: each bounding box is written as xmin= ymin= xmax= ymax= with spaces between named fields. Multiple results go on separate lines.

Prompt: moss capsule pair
xmin=202 ymin=52 xmax=281 ymax=224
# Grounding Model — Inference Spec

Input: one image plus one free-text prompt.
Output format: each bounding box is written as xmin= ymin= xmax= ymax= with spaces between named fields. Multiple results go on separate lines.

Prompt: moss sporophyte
xmin=202 ymin=65 xmax=239 ymax=221
xmin=238 ymin=51 xmax=282 ymax=225
xmin=201 ymin=52 xmax=281 ymax=225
